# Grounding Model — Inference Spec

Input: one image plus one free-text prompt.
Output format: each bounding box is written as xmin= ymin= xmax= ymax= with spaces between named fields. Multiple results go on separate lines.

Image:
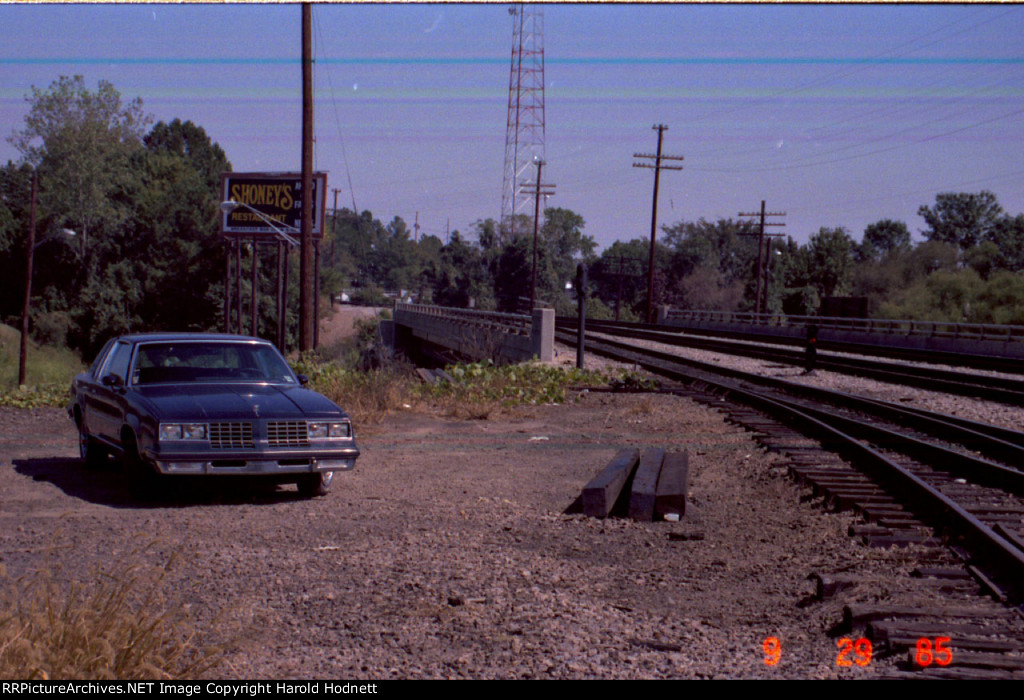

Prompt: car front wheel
xmin=123 ymin=432 xmax=161 ymax=500
xmin=78 ymin=420 xmax=106 ymax=469
xmin=297 ymin=471 xmax=333 ymax=498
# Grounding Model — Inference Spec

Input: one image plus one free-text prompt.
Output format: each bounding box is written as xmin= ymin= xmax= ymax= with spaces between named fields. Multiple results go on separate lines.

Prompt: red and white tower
xmin=500 ymin=4 xmax=546 ymax=243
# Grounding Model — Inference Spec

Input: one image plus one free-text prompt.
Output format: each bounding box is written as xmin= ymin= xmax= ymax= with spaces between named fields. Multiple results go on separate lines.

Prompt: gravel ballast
xmin=0 ymin=391 xmax=959 ymax=680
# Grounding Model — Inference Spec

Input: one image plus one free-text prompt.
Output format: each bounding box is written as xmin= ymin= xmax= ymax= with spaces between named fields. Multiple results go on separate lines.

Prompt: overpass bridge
xmin=393 ymin=303 xmax=554 ymax=364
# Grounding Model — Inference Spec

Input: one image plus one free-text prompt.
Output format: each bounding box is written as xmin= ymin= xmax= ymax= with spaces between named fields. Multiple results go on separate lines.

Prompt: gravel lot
xmin=0 ymin=384 xmax=953 ymax=679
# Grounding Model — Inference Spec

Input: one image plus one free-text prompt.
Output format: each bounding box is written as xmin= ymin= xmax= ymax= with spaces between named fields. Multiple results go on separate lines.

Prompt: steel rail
xmin=560 ymin=329 xmax=1024 ymax=582
xmin=565 ymin=319 xmax=1024 ymax=406
xmin=562 ymin=317 xmax=1024 ymax=375
xmin=560 ymin=329 xmax=1024 ymax=468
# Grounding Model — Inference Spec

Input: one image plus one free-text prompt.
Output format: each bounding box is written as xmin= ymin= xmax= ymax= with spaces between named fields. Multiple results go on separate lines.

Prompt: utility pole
xmin=331 ymin=187 xmax=340 ymax=266
xmin=633 ymin=124 xmax=683 ymax=323
xmin=299 ymin=2 xmax=315 ymax=351
xmin=738 ymin=201 xmax=786 ymax=316
xmin=18 ymin=169 xmax=37 ymax=386
xmin=520 ymin=158 xmax=556 ymax=311
xmin=414 ymin=211 xmax=420 ymax=243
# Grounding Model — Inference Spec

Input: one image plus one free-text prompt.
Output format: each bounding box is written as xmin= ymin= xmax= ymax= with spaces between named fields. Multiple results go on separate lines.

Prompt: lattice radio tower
xmin=500 ymin=4 xmax=546 ymax=244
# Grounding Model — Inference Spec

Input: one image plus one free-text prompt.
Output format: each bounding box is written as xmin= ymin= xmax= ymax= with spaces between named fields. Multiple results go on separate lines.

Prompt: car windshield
xmin=132 ymin=342 xmax=297 ymax=385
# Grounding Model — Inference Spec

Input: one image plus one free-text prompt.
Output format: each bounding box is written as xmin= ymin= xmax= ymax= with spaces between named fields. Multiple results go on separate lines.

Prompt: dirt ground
xmin=0 ymin=386 xmax=929 ymax=679
xmin=318 ymin=304 xmax=382 ymax=351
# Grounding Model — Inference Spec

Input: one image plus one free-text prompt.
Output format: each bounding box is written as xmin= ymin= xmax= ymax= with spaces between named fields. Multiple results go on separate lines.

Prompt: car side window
xmin=89 ymin=340 xmax=115 ymax=379
xmin=103 ymin=342 xmax=133 ymax=384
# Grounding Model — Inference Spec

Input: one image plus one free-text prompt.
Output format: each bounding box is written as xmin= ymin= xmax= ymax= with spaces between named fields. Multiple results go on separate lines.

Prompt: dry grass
xmin=0 ymin=548 xmax=226 ymax=680
xmin=311 ymin=367 xmax=416 ymax=427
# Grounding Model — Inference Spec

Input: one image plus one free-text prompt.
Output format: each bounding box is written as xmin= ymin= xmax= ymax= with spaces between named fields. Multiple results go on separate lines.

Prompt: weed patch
xmin=0 ymin=548 xmax=227 ymax=680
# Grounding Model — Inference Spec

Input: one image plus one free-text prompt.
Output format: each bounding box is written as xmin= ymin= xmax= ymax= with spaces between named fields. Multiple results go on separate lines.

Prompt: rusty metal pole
xmin=282 ymin=244 xmax=290 ymax=348
xmin=251 ymin=236 xmax=258 ymax=337
xmin=299 ymin=3 xmax=315 ymax=351
xmin=223 ymin=240 xmax=231 ymax=333
xmin=529 ymin=159 xmax=543 ymax=312
xmin=18 ymin=169 xmax=37 ymax=386
xmin=234 ymin=239 xmax=242 ymax=334
xmin=276 ymin=240 xmax=285 ymax=351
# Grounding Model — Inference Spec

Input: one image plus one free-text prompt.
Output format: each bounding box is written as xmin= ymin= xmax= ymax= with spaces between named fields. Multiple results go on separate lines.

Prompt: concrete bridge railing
xmin=394 ymin=303 xmax=555 ymax=363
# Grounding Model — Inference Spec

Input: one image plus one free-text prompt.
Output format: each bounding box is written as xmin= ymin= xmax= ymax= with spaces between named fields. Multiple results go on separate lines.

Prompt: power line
xmin=313 ymin=7 xmax=359 ymax=212
xmin=693 ymin=104 xmax=1024 ymax=175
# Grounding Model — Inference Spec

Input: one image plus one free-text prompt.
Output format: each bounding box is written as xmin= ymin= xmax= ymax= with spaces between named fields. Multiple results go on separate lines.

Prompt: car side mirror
xmin=101 ymin=374 xmax=125 ymax=390
xmin=296 ymin=374 xmax=309 ymax=386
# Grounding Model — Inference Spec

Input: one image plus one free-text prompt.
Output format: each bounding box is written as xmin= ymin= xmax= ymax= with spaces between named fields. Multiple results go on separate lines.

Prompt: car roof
xmin=115 ymin=333 xmax=274 ymax=345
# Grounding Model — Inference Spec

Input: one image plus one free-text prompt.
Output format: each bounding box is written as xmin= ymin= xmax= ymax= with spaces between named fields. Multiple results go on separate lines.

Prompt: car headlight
xmin=329 ymin=421 xmax=351 ymax=438
xmin=160 ymin=424 xmax=182 ymax=441
xmin=159 ymin=423 xmax=207 ymax=441
xmin=183 ymin=423 xmax=207 ymax=440
xmin=308 ymin=421 xmax=352 ymax=439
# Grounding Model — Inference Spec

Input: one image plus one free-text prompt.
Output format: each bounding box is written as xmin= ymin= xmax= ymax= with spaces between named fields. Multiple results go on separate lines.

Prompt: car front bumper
xmin=142 ymin=446 xmax=360 ymax=475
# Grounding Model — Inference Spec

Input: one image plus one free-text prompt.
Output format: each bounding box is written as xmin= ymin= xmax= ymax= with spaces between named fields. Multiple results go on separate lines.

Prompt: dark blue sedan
xmin=68 ymin=333 xmax=359 ymax=498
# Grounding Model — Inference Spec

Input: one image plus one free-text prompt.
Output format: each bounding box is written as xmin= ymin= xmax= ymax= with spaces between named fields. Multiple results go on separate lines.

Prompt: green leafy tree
xmin=126 ymin=120 xmax=232 ymax=338
xmin=861 ymin=219 xmax=911 ymax=260
xmin=590 ymin=238 xmax=671 ymax=319
xmin=430 ymin=232 xmax=495 ymax=309
xmin=9 ymin=76 xmax=150 ymax=257
xmin=804 ymin=227 xmax=855 ymax=300
xmin=986 ymin=213 xmax=1024 ymax=271
xmin=540 ymin=207 xmax=596 ymax=286
xmin=918 ymin=191 xmax=1003 ymax=251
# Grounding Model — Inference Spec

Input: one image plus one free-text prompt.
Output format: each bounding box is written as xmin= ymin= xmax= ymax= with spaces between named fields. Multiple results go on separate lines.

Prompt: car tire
xmin=123 ymin=432 xmax=161 ymax=501
xmin=77 ymin=420 xmax=106 ymax=469
xmin=297 ymin=471 xmax=333 ymax=498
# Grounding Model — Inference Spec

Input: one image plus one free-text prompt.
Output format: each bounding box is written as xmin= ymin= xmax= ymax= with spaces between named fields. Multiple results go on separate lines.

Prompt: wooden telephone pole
xmin=633 ymin=124 xmax=683 ymax=323
xmin=520 ymin=159 xmax=556 ymax=311
xmin=738 ymin=201 xmax=786 ymax=315
xmin=299 ymin=3 xmax=315 ymax=351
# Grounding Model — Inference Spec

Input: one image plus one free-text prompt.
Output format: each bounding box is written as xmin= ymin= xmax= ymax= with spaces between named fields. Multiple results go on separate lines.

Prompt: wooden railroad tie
xmin=581 ymin=447 xmax=689 ymax=522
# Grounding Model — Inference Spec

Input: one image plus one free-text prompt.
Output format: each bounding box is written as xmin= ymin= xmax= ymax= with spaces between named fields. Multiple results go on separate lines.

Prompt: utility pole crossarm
xmin=633 ymin=163 xmax=683 ymax=170
xmin=633 ymin=153 xmax=685 ymax=160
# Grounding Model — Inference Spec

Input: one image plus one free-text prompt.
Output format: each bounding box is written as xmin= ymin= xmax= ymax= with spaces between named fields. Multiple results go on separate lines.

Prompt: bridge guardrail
xmin=394 ymin=303 xmax=553 ymax=362
xmin=398 ymin=303 xmax=533 ymax=335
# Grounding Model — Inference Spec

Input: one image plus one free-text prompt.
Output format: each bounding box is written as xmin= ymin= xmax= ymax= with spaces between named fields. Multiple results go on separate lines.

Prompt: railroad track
xmin=561 ymin=316 xmax=1024 ymax=377
xmin=559 ymin=318 xmax=1024 ymax=406
xmin=559 ymin=328 xmax=1024 ymax=678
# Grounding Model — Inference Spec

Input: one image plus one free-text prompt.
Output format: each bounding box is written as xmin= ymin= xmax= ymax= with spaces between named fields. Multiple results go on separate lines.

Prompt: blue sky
xmin=2 ymin=3 xmax=1023 ymax=251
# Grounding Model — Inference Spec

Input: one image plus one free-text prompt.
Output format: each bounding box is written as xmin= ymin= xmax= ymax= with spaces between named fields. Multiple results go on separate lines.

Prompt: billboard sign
xmin=219 ymin=172 xmax=327 ymax=239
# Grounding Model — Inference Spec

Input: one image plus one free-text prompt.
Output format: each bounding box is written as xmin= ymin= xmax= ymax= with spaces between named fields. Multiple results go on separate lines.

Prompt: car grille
xmin=208 ymin=422 xmax=254 ymax=449
xmin=267 ymin=421 xmax=309 ymax=448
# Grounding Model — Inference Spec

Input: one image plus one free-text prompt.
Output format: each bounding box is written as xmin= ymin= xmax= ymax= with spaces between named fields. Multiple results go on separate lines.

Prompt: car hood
xmin=135 ymin=383 xmax=345 ymax=421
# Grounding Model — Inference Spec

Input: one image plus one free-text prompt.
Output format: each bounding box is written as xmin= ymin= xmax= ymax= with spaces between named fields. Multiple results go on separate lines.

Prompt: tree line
xmin=3 ymin=76 xmax=1024 ymax=362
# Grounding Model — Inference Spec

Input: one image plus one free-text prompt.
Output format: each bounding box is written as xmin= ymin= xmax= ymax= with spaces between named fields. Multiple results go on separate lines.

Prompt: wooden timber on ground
xmin=628 ymin=448 xmax=665 ymax=521
xmin=582 ymin=449 xmax=639 ymax=518
xmin=655 ymin=450 xmax=689 ymax=519
xmin=582 ymin=447 xmax=691 ymax=522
